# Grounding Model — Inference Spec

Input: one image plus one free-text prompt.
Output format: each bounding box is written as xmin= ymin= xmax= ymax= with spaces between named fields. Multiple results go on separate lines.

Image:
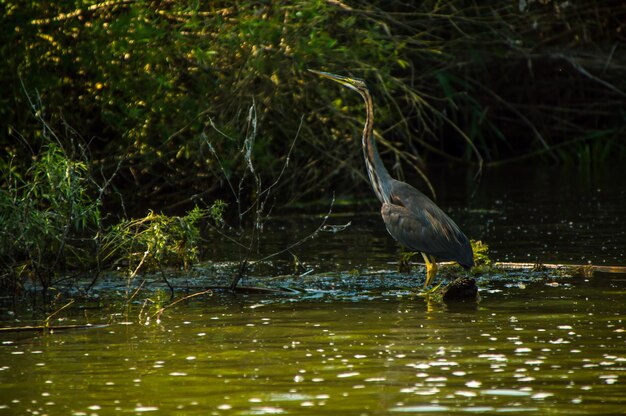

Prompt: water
xmin=1 ymin=279 xmax=625 ymax=415
xmin=204 ymin=163 xmax=626 ymax=271
xmin=1 ymin=164 xmax=626 ymax=415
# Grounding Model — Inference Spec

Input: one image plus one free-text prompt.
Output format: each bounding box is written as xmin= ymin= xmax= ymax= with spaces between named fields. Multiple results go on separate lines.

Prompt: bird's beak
xmin=308 ymin=69 xmax=358 ymax=90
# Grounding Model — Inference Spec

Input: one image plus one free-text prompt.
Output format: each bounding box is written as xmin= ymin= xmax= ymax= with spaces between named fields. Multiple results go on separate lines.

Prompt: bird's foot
xmin=419 ymin=281 xmax=443 ymax=297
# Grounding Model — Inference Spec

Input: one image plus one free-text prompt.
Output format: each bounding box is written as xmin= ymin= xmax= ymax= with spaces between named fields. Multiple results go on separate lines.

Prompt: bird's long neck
xmin=360 ymin=88 xmax=392 ymax=204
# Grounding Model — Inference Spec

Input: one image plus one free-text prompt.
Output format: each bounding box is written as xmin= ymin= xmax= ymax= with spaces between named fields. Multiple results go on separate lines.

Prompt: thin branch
xmin=203 ymin=131 xmax=239 ymax=203
xmin=556 ymin=53 xmax=626 ymax=98
xmin=152 ymin=289 xmax=213 ymax=321
xmin=470 ymin=79 xmax=558 ymax=163
xmin=258 ymin=115 xmax=303 ymax=200
xmin=257 ymin=195 xmax=336 ymax=263
xmin=43 ymin=299 xmax=75 ymax=327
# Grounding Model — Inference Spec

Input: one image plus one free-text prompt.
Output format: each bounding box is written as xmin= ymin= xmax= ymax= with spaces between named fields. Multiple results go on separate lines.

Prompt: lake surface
xmin=1 ymin=164 xmax=625 ymax=415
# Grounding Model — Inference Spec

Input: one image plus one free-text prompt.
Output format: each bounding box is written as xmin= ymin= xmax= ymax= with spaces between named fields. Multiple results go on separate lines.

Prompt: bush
xmin=3 ymin=1 xmax=625 ymax=207
xmin=0 ymin=136 xmax=225 ymax=295
xmin=0 ymin=141 xmax=101 ymax=291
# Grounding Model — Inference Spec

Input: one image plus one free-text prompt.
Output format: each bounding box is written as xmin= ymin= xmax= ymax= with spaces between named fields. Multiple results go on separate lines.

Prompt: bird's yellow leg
xmin=421 ymin=253 xmax=439 ymax=289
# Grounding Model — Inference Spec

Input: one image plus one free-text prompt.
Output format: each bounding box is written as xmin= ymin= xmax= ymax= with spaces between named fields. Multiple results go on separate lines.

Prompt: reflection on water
xmin=1 ymin=276 xmax=625 ymax=415
xmin=464 ymin=164 xmax=626 ymax=266
xmin=1 ymin=164 xmax=625 ymax=415
xmin=205 ymin=164 xmax=626 ymax=276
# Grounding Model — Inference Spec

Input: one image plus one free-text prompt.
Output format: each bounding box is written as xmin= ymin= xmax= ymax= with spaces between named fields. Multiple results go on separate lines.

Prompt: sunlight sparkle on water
xmin=134 ymin=406 xmax=159 ymax=412
xmin=390 ymin=405 xmax=450 ymax=412
xmin=2 ymin=266 xmax=626 ymax=416
xmin=248 ymin=406 xmax=285 ymax=414
xmin=482 ymin=389 xmax=531 ymax=396
xmin=337 ymin=372 xmax=360 ymax=378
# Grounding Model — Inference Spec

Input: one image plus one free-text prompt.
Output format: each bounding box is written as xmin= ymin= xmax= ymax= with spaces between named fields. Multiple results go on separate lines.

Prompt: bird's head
xmin=308 ymin=69 xmax=367 ymax=95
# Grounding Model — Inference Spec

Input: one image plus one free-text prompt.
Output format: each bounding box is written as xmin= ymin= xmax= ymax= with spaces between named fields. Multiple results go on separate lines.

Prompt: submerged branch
xmin=152 ymin=288 xmax=213 ymax=321
xmin=0 ymin=324 xmax=109 ymax=333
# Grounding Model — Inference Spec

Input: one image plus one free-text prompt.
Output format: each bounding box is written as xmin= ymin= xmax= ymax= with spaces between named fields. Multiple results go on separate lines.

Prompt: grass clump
xmin=0 ymin=135 xmax=226 ymax=297
xmin=101 ymin=205 xmax=224 ymax=282
xmin=0 ymin=142 xmax=101 ymax=293
xmin=471 ymin=240 xmax=492 ymax=267
xmin=470 ymin=239 xmax=503 ymax=277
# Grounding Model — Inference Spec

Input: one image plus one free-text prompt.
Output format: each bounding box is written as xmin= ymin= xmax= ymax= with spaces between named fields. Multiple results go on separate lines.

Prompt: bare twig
xmin=126 ymin=279 xmax=146 ymax=305
xmin=43 ymin=299 xmax=75 ymax=328
xmin=206 ymin=103 xmax=340 ymax=290
xmin=158 ymin=263 xmax=174 ymax=298
xmin=152 ymin=288 xmax=213 ymax=322
xmin=258 ymin=195 xmax=336 ymax=263
xmin=127 ymin=250 xmax=149 ymax=289
xmin=0 ymin=324 xmax=108 ymax=333
xmin=556 ymin=53 xmax=626 ymax=98
xmin=257 ymin=115 xmax=303 ymax=201
xmin=470 ymin=79 xmax=558 ymax=163
xmin=204 ymin=131 xmax=239 ymax=203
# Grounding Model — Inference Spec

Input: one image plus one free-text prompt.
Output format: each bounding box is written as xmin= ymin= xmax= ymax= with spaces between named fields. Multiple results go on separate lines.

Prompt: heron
xmin=309 ymin=69 xmax=474 ymax=288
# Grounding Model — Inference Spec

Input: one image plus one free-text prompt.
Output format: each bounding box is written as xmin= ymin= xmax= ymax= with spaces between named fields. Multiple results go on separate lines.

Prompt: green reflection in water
xmin=1 ymin=276 xmax=625 ymax=415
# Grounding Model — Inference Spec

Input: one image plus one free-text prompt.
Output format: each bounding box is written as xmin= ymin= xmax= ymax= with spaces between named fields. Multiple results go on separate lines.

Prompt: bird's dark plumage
xmin=381 ymin=180 xmax=474 ymax=269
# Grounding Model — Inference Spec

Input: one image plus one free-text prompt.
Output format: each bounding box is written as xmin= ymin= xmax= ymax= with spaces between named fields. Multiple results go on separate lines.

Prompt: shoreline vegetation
xmin=2 ymin=1 xmax=625 ymax=299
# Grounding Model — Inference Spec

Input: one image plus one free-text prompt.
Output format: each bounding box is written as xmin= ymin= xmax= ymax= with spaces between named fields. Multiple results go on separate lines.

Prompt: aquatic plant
xmin=0 ymin=109 xmax=226 ymax=297
xmin=398 ymin=251 xmax=418 ymax=273
xmin=100 ymin=205 xmax=225 ymax=293
xmin=471 ymin=240 xmax=492 ymax=267
xmin=0 ymin=141 xmax=102 ymax=294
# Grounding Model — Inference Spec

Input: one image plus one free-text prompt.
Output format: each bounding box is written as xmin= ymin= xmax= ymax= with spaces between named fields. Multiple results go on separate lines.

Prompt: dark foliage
xmin=2 ymin=1 xmax=625 ymax=212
